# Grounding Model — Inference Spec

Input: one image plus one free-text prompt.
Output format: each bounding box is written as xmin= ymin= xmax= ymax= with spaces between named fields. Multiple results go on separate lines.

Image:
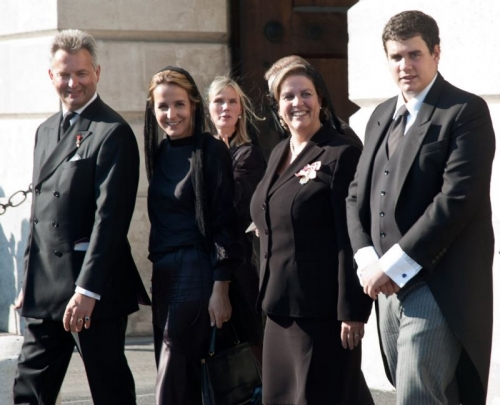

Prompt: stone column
xmin=0 ymin=0 xmax=230 ymax=335
xmin=348 ymin=1 xmax=500 ymax=403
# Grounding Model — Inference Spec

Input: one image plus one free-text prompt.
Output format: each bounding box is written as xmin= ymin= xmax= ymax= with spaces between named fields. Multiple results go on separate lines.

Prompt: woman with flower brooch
xmin=143 ymin=66 xmax=241 ymax=404
xmin=208 ymin=76 xmax=266 ymax=358
xmin=250 ymin=60 xmax=374 ymax=404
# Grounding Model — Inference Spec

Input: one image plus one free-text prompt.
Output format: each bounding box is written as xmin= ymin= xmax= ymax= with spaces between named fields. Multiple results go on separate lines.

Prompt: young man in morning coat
xmin=346 ymin=10 xmax=495 ymax=405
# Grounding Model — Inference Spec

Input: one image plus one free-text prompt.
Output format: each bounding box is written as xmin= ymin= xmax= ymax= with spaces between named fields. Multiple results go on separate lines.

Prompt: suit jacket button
xmin=380 ymin=212 xmax=385 ymax=217
xmin=264 ymin=229 xmax=269 ymax=235
xmin=33 ymin=217 xmax=39 ymax=224
xmin=264 ymin=252 xmax=268 ymax=259
xmin=380 ymin=191 xmax=386 ymax=196
xmin=261 ymin=203 xmax=266 ymax=210
xmin=35 ymin=188 xmax=40 ymax=196
xmin=380 ymin=232 xmax=386 ymax=238
xmin=54 ymin=251 xmax=63 ymax=257
xmin=52 ymin=221 xmax=59 ymax=228
xmin=53 ymin=191 xmax=60 ymax=198
xmin=384 ymin=170 xmax=389 ymax=175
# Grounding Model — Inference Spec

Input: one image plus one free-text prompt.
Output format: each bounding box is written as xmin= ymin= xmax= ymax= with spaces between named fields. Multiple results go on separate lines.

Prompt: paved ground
xmin=1 ymin=333 xmax=396 ymax=404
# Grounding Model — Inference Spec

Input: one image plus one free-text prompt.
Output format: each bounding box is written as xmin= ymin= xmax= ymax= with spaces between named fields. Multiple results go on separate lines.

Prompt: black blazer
xmin=346 ymin=73 xmax=495 ymax=402
xmin=22 ymin=96 xmax=150 ymax=321
xmin=250 ymin=124 xmax=372 ymax=320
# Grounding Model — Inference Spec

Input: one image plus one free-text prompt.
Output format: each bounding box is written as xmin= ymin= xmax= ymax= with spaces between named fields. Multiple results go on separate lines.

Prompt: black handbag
xmin=201 ymin=325 xmax=262 ymax=405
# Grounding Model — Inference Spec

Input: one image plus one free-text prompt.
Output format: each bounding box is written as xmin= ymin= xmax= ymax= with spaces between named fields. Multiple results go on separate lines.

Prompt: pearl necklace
xmin=290 ymin=138 xmax=306 ymax=157
xmin=290 ymin=137 xmax=302 ymax=157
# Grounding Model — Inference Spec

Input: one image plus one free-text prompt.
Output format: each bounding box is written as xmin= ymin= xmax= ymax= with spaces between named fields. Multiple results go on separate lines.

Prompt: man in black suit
xmin=13 ymin=29 xmax=150 ymax=405
xmin=346 ymin=11 xmax=495 ymax=404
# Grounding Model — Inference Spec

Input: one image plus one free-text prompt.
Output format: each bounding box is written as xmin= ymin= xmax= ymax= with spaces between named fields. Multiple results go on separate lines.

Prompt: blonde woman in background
xmin=208 ymin=76 xmax=266 ymax=360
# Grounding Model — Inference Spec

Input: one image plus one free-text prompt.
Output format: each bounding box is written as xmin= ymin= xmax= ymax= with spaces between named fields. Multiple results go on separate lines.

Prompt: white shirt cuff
xmin=75 ymin=286 xmax=101 ymax=300
xmin=379 ymin=244 xmax=422 ymax=288
xmin=354 ymin=246 xmax=380 ymax=284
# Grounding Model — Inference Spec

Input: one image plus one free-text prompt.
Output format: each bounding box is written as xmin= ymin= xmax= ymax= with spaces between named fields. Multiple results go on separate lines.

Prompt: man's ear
xmin=432 ymin=45 xmax=441 ymax=64
xmin=95 ymin=65 xmax=101 ymax=83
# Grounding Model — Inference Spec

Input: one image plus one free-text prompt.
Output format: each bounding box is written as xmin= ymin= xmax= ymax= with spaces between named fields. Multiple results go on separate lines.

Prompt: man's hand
xmin=361 ymin=261 xmax=392 ymax=299
xmin=63 ymin=293 xmax=96 ymax=332
xmin=379 ymin=279 xmax=401 ymax=296
xmin=341 ymin=321 xmax=365 ymax=350
xmin=208 ymin=281 xmax=232 ymax=329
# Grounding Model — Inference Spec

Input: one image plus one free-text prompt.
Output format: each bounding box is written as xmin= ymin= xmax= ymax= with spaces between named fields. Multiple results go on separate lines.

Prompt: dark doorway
xmin=230 ymin=0 xmax=359 ymax=157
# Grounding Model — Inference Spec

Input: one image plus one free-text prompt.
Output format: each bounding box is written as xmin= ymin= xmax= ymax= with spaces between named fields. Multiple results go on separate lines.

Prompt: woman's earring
xmin=279 ymin=116 xmax=288 ymax=130
xmin=238 ymin=115 xmax=242 ymax=119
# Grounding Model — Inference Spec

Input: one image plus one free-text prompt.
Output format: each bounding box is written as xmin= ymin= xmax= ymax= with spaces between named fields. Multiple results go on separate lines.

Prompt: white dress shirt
xmin=354 ymin=75 xmax=438 ymax=288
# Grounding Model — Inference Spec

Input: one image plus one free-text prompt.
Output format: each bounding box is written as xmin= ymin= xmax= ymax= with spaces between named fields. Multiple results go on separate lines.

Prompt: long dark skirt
xmin=263 ymin=315 xmax=374 ymax=405
xmin=152 ymin=246 xmax=214 ymax=405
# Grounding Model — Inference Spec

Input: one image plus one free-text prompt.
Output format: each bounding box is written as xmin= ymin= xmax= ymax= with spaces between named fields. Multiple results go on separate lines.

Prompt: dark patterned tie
xmin=59 ymin=111 xmax=77 ymax=140
xmin=387 ymin=105 xmax=409 ymax=158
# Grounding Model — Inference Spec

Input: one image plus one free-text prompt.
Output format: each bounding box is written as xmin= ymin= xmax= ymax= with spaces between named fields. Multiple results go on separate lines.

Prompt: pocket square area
xmin=69 ymin=154 xmax=82 ymax=162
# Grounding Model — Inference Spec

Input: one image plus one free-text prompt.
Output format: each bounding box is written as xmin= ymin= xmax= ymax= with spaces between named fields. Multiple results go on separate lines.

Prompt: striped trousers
xmin=378 ymin=279 xmax=462 ymax=405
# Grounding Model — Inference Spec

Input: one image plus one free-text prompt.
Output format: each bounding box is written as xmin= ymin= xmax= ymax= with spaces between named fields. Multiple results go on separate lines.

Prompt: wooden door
xmin=230 ymin=0 xmax=359 ymax=156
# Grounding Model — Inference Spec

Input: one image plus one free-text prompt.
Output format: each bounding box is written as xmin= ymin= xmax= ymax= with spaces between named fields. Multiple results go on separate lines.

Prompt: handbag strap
xmin=208 ymin=323 xmax=241 ymax=356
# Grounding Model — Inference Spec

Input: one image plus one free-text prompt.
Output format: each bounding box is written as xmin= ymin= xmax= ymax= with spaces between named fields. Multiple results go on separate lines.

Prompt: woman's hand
xmin=208 ymin=281 xmax=232 ymax=329
xmin=340 ymin=321 xmax=365 ymax=350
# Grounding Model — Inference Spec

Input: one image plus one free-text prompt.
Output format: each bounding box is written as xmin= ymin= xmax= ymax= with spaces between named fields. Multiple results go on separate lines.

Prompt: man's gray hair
xmin=50 ymin=29 xmax=99 ymax=69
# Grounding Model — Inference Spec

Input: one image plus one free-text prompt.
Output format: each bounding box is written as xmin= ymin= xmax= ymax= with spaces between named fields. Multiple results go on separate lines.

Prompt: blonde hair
xmin=264 ymin=55 xmax=309 ymax=90
xmin=208 ymin=76 xmax=262 ymax=147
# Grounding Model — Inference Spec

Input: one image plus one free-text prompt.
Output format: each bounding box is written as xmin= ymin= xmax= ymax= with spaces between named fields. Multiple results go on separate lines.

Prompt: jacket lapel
xmin=392 ymin=74 xmax=444 ymax=202
xmin=268 ymin=126 xmax=329 ymax=197
xmin=35 ymin=97 xmax=102 ymax=186
xmin=34 ymin=114 xmax=61 ymax=171
xmin=258 ymin=140 xmax=287 ymax=199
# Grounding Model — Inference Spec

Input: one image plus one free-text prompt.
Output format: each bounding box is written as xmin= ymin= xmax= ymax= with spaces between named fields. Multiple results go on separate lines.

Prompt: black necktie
xmin=387 ymin=105 xmax=409 ymax=158
xmin=59 ymin=111 xmax=77 ymax=140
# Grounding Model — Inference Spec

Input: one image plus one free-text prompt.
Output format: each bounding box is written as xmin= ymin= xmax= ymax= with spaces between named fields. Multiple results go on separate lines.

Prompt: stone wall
xmin=348 ymin=1 xmax=500 ymax=402
xmin=0 ymin=0 xmax=230 ymax=336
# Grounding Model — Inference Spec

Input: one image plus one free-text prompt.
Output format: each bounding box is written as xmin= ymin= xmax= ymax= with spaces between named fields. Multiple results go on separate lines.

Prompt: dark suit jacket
xmin=250 ymin=124 xmax=372 ymax=321
xmin=231 ymin=142 xmax=266 ymax=238
xmin=22 ymin=96 xmax=150 ymax=321
xmin=346 ymin=73 xmax=495 ymax=403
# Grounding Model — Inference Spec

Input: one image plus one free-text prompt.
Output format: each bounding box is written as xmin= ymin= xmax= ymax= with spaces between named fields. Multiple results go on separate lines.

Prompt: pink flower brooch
xmin=295 ymin=161 xmax=321 ymax=184
xmin=76 ymin=134 xmax=83 ymax=148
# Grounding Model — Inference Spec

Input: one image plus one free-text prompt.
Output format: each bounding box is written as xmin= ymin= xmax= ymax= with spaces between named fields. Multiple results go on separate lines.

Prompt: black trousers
xmin=13 ymin=316 xmax=135 ymax=405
